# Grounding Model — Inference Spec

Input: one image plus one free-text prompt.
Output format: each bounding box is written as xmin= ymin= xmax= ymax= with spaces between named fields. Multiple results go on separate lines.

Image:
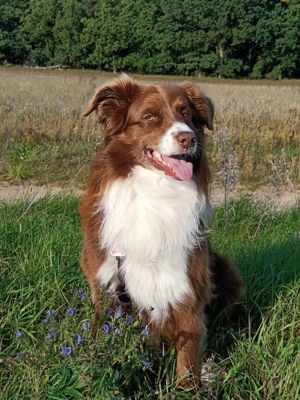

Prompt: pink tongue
xmin=161 ymin=155 xmax=193 ymax=180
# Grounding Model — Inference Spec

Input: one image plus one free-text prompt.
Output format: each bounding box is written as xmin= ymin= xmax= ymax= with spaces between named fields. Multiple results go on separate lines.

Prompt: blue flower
xmin=74 ymin=288 xmax=87 ymax=302
xmin=66 ymin=308 xmax=76 ymax=317
xmin=140 ymin=355 xmax=151 ymax=369
xmin=16 ymin=352 xmax=24 ymax=358
xmin=114 ymin=305 xmax=123 ymax=319
xmin=126 ymin=315 xmax=134 ymax=325
xmin=80 ymin=294 xmax=87 ymax=302
xmin=60 ymin=346 xmax=72 ymax=356
xmin=74 ymin=333 xmax=83 ymax=344
xmin=16 ymin=329 xmax=23 ymax=339
xmin=103 ymin=324 xmax=111 ymax=334
xmin=46 ymin=328 xmax=56 ymax=339
xmin=43 ymin=310 xmax=56 ymax=323
xmin=142 ymin=360 xmax=151 ymax=369
xmin=106 ymin=308 xmax=113 ymax=316
xmin=82 ymin=321 xmax=91 ymax=331
xmin=141 ymin=326 xmax=150 ymax=337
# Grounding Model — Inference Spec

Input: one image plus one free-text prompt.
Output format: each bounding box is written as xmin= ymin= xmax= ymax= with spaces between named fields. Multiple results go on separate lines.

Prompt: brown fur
xmin=79 ymin=75 xmax=242 ymax=389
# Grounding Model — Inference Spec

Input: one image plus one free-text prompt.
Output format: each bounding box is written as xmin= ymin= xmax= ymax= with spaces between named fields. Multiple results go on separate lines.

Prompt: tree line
xmin=1 ymin=0 xmax=300 ymax=79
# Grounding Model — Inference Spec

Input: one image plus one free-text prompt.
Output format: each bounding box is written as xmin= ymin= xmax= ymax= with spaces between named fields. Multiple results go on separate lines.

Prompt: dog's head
xmin=84 ymin=74 xmax=213 ymax=184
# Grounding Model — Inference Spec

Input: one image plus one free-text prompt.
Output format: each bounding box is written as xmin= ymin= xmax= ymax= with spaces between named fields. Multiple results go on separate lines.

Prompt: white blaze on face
xmin=158 ymin=122 xmax=196 ymax=156
xmin=146 ymin=121 xmax=197 ymax=181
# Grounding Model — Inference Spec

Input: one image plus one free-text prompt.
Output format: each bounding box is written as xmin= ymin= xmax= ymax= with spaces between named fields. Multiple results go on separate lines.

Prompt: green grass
xmin=0 ymin=196 xmax=299 ymax=399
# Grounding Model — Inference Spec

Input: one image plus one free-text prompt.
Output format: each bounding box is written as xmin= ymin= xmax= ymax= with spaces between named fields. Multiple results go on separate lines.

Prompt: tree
xmin=53 ymin=0 xmax=87 ymax=67
xmin=22 ymin=0 xmax=60 ymax=65
xmin=1 ymin=0 xmax=299 ymax=78
xmin=0 ymin=0 xmax=29 ymax=64
xmin=251 ymin=0 xmax=300 ymax=78
xmin=122 ymin=0 xmax=162 ymax=74
xmin=268 ymin=0 xmax=300 ymax=78
xmin=81 ymin=0 xmax=134 ymax=72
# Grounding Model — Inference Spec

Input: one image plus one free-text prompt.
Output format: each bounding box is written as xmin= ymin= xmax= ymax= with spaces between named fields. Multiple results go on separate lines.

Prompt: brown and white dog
xmin=79 ymin=75 xmax=242 ymax=388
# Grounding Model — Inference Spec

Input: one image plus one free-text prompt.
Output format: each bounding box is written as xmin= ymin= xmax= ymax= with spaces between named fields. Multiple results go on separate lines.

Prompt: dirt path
xmin=0 ymin=181 xmax=299 ymax=211
xmin=0 ymin=182 xmax=84 ymax=202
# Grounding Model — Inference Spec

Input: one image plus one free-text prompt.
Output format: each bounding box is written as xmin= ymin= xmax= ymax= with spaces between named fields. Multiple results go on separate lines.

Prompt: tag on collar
xmin=111 ymin=248 xmax=127 ymax=258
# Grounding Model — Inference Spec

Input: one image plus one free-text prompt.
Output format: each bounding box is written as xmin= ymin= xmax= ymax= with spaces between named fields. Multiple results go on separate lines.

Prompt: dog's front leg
xmin=80 ymin=241 xmax=105 ymax=337
xmin=172 ymin=303 xmax=206 ymax=390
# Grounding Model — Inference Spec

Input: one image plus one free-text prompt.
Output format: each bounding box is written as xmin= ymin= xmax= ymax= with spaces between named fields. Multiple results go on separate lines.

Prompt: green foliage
xmin=6 ymin=163 xmax=30 ymax=181
xmin=0 ymin=0 xmax=29 ymax=64
xmin=1 ymin=0 xmax=300 ymax=77
xmin=5 ymin=143 xmax=33 ymax=181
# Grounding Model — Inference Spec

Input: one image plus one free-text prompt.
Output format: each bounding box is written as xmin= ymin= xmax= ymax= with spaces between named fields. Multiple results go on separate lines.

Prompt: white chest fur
xmin=96 ymin=166 xmax=208 ymax=322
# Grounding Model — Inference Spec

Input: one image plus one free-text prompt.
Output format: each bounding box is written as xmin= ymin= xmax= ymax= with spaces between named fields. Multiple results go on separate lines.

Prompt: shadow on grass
xmin=207 ymin=198 xmax=300 ymax=355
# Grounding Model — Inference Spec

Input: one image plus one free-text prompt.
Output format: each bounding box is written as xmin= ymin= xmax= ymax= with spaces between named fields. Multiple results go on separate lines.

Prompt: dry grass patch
xmin=0 ymin=68 xmax=299 ymax=187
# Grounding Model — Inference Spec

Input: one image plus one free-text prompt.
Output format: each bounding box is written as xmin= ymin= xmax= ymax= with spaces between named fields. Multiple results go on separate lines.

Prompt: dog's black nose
xmin=175 ymin=132 xmax=196 ymax=150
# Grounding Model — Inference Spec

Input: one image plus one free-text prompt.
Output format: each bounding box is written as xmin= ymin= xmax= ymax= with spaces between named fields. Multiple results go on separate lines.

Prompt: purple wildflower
xmin=74 ymin=288 xmax=87 ymax=302
xmin=46 ymin=328 xmax=56 ymax=339
xmin=60 ymin=346 xmax=72 ymax=357
xmin=82 ymin=321 xmax=91 ymax=331
xmin=141 ymin=326 xmax=150 ymax=337
xmin=126 ymin=315 xmax=134 ymax=325
xmin=103 ymin=324 xmax=111 ymax=334
xmin=43 ymin=310 xmax=56 ymax=323
xmin=66 ymin=308 xmax=76 ymax=317
xmin=140 ymin=355 xmax=151 ymax=369
xmin=16 ymin=352 xmax=24 ymax=358
xmin=16 ymin=329 xmax=23 ymax=339
xmin=142 ymin=360 xmax=151 ymax=369
xmin=74 ymin=333 xmax=83 ymax=344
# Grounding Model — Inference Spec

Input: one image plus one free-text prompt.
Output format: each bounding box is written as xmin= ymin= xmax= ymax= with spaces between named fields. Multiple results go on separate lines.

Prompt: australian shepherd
xmin=79 ymin=75 xmax=242 ymax=389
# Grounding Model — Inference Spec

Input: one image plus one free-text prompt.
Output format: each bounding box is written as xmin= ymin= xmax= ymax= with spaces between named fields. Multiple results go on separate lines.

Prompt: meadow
xmin=0 ymin=68 xmax=300 ymax=399
xmin=0 ymin=68 xmax=299 ymax=187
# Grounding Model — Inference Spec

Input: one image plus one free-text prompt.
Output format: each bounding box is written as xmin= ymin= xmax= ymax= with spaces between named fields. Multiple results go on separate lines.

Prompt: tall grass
xmin=0 ymin=68 xmax=299 ymax=186
xmin=0 ymin=195 xmax=299 ymax=398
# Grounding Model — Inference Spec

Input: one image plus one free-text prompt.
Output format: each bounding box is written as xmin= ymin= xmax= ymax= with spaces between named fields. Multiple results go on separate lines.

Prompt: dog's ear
xmin=181 ymin=83 xmax=214 ymax=130
xmin=84 ymin=74 xmax=139 ymax=137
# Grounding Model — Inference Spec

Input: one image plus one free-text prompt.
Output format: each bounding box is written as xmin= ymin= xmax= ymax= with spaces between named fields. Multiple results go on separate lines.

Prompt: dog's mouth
xmin=145 ymin=149 xmax=193 ymax=181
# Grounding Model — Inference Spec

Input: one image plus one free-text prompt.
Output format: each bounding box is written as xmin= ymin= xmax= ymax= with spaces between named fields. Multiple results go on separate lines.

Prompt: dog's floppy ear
xmin=181 ymin=83 xmax=214 ymax=130
xmin=84 ymin=74 xmax=138 ymax=137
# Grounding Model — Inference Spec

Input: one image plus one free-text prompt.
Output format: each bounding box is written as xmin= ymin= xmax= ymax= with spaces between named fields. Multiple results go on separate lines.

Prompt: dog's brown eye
xmin=145 ymin=115 xmax=154 ymax=120
xmin=182 ymin=111 xmax=189 ymax=118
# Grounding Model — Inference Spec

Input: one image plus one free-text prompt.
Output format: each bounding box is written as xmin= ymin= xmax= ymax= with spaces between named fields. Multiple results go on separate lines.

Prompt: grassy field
xmin=0 ymin=196 xmax=299 ymax=399
xmin=0 ymin=68 xmax=300 ymax=398
xmin=0 ymin=68 xmax=299 ymax=188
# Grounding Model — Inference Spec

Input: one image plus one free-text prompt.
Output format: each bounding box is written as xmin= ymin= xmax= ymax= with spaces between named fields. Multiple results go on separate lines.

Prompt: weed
xmin=215 ymin=130 xmax=240 ymax=228
xmin=268 ymin=148 xmax=294 ymax=192
xmin=6 ymin=163 xmax=30 ymax=181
